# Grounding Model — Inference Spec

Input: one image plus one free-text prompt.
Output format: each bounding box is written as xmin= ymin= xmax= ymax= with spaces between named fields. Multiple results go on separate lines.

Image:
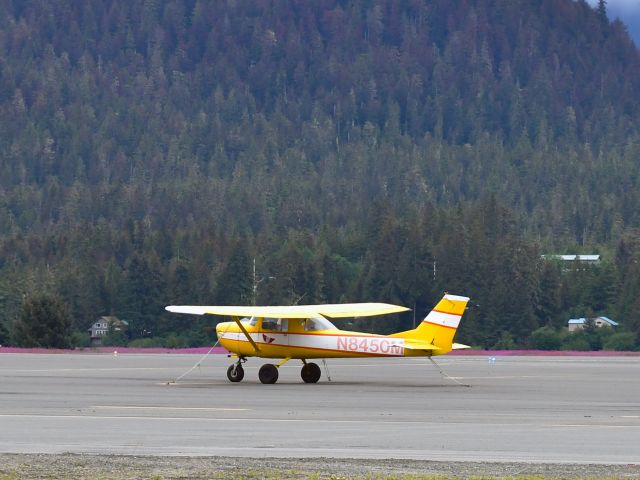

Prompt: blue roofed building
xmin=567 ymin=316 xmax=618 ymax=332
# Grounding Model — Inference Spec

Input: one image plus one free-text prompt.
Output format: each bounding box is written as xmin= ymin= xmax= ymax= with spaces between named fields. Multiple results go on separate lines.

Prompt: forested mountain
xmin=591 ymin=0 xmax=640 ymax=45
xmin=1 ymin=0 xmax=640 ymax=349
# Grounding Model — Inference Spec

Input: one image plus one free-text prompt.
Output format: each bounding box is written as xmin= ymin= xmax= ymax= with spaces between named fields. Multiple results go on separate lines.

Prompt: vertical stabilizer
xmin=399 ymin=294 xmax=469 ymax=354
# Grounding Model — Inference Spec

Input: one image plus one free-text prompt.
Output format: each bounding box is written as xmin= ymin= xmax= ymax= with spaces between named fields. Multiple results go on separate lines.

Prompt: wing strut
xmin=232 ymin=316 xmax=260 ymax=353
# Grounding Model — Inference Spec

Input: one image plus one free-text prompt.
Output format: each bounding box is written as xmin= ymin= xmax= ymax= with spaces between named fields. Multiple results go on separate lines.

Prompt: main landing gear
xmin=300 ymin=361 xmax=321 ymax=383
xmin=225 ymin=357 xmax=322 ymax=384
xmin=258 ymin=363 xmax=279 ymax=384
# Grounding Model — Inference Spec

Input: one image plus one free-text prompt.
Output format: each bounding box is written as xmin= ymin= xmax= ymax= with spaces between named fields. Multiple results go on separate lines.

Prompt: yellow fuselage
xmin=216 ymin=317 xmax=443 ymax=359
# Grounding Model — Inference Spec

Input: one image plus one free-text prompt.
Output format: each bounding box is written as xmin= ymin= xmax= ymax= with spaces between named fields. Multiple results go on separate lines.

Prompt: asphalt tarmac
xmin=0 ymin=353 xmax=639 ymax=464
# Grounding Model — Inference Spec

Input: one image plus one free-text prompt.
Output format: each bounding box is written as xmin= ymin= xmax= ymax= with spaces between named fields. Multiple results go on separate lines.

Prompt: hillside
xmin=590 ymin=0 xmax=640 ymax=45
xmin=1 ymin=0 xmax=640 ymax=349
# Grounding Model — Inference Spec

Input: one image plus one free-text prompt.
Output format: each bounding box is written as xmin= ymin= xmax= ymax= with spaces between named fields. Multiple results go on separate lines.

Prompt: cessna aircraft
xmin=166 ymin=293 xmax=469 ymax=384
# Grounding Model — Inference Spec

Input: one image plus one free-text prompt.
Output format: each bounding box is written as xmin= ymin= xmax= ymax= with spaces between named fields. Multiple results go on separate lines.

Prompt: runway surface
xmin=0 ymin=353 xmax=639 ymax=463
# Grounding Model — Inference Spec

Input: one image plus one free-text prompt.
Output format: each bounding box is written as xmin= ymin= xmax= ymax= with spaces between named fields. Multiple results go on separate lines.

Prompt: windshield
xmin=304 ymin=317 xmax=338 ymax=331
xmin=240 ymin=316 xmax=257 ymax=326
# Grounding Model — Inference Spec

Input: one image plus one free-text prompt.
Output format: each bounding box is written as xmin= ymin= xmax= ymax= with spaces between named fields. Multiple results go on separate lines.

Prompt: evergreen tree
xmin=215 ymin=239 xmax=252 ymax=305
xmin=597 ymin=0 xmax=608 ymax=25
xmin=12 ymin=294 xmax=72 ymax=348
xmin=119 ymin=255 xmax=164 ymax=338
xmin=537 ymin=261 xmax=563 ymax=328
xmin=0 ymin=320 xmax=9 ymax=345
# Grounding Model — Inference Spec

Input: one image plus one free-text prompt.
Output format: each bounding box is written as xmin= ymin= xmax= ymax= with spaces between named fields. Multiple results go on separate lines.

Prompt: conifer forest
xmin=1 ymin=0 xmax=640 ymax=350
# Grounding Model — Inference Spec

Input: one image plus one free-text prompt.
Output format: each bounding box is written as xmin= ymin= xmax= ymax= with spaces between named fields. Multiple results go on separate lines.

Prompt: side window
xmin=262 ymin=318 xmax=289 ymax=331
xmin=262 ymin=317 xmax=278 ymax=330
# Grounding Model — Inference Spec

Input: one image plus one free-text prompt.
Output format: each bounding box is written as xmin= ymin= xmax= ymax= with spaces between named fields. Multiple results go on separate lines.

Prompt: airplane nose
xmin=215 ymin=322 xmax=227 ymax=336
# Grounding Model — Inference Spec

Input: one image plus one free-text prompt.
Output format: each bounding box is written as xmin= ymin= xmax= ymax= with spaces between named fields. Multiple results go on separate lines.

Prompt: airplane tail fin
xmin=392 ymin=294 xmax=470 ymax=354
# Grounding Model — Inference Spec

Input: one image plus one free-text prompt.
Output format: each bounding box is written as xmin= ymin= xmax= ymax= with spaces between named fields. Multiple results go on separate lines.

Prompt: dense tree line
xmin=1 ymin=0 xmax=640 ymax=348
xmin=2 ymin=198 xmax=640 ymax=349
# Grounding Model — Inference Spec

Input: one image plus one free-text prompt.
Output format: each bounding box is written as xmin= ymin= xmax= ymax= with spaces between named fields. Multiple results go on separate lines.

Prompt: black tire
xmin=258 ymin=363 xmax=279 ymax=384
xmin=227 ymin=364 xmax=244 ymax=382
xmin=301 ymin=362 xmax=321 ymax=383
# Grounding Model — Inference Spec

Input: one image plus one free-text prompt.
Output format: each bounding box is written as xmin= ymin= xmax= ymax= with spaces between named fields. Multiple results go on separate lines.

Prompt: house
xmin=567 ymin=316 xmax=618 ymax=332
xmin=88 ymin=316 xmax=129 ymax=346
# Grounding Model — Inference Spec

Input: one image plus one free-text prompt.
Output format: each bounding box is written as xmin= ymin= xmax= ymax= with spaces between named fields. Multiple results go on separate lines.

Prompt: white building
xmin=567 ymin=316 xmax=618 ymax=332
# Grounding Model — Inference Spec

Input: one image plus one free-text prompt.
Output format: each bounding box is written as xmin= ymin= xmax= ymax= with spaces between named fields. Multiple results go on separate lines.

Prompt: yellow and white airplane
xmin=166 ymin=293 xmax=469 ymax=384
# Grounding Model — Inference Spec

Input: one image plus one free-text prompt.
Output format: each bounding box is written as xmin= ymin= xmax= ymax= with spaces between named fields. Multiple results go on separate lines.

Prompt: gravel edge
xmin=2 ymin=454 xmax=640 ymax=479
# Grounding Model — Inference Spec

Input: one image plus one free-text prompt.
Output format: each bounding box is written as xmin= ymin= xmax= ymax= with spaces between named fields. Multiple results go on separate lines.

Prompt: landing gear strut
xmin=301 ymin=361 xmax=321 ymax=383
xmin=226 ymin=357 xmax=246 ymax=382
xmin=226 ymin=357 xmax=322 ymax=384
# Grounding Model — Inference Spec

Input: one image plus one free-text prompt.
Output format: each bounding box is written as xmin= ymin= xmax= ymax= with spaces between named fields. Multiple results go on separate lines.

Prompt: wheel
xmin=227 ymin=364 xmax=244 ymax=382
xmin=258 ymin=363 xmax=279 ymax=384
xmin=301 ymin=362 xmax=321 ymax=383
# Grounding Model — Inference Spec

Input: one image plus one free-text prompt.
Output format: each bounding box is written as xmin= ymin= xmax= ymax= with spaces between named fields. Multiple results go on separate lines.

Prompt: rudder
xmin=413 ymin=294 xmax=469 ymax=353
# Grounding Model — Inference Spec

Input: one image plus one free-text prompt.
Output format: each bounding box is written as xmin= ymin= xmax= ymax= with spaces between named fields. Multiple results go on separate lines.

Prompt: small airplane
xmin=166 ymin=293 xmax=470 ymax=384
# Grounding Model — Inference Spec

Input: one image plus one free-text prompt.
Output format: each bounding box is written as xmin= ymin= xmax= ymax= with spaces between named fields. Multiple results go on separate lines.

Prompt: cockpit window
xmin=304 ymin=317 xmax=337 ymax=331
xmin=262 ymin=318 xmax=288 ymax=331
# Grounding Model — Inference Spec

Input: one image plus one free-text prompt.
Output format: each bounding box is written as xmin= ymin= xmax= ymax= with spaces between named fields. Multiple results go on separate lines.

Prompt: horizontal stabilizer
xmin=452 ymin=342 xmax=471 ymax=350
xmin=402 ymin=339 xmax=441 ymax=351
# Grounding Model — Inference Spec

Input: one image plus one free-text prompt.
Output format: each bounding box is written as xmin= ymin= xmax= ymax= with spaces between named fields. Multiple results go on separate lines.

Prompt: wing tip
xmin=165 ymin=305 xmax=207 ymax=315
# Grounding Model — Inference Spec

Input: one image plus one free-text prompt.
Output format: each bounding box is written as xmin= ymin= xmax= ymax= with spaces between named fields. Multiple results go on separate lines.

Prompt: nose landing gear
xmin=226 ymin=356 xmax=246 ymax=382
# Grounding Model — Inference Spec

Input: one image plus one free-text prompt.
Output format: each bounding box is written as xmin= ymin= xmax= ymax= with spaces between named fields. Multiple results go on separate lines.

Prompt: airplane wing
xmin=165 ymin=303 xmax=410 ymax=319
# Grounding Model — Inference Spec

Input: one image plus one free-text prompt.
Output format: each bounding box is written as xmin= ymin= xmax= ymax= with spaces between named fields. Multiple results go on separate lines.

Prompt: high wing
xmin=165 ymin=303 xmax=410 ymax=318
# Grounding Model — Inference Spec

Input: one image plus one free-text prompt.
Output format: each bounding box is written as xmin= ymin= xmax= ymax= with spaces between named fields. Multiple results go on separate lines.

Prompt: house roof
xmin=568 ymin=316 xmax=618 ymax=326
xmin=90 ymin=316 xmax=129 ymax=327
xmin=597 ymin=316 xmax=618 ymax=326
xmin=543 ymin=254 xmax=600 ymax=261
